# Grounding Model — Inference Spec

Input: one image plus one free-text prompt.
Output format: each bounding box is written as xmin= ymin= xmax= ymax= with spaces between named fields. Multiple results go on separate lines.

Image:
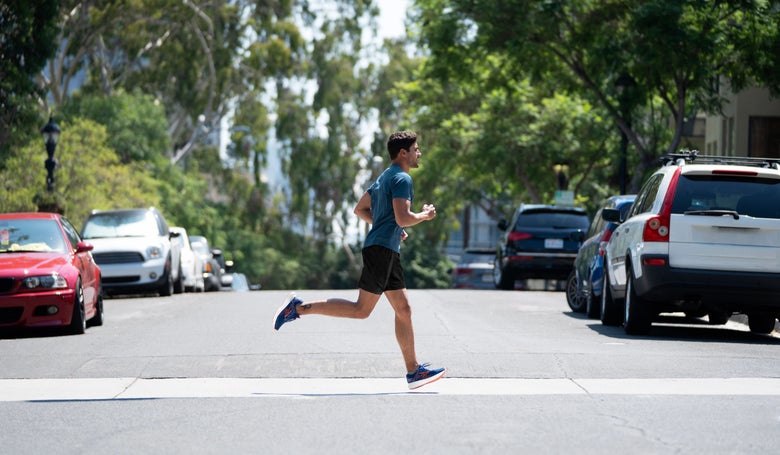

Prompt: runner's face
xmin=404 ymin=142 xmax=421 ymax=168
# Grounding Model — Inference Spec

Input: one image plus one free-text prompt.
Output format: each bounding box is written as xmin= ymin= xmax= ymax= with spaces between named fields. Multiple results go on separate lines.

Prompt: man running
xmin=273 ymin=131 xmax=445 ymax=390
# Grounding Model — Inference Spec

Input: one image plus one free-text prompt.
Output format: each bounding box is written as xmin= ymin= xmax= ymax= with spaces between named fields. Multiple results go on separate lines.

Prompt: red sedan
xmin=0 ymin=212 xmax=103 ymax=334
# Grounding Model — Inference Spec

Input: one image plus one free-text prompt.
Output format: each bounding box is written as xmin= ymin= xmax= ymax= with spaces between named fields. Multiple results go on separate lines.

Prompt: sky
xmin=377 ymin=0 xmax=408 ymax=39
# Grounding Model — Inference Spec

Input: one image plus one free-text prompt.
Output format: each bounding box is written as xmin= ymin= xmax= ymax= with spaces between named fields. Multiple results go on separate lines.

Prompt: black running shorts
xmin=358 ymin=245 xmax=406 ymax=295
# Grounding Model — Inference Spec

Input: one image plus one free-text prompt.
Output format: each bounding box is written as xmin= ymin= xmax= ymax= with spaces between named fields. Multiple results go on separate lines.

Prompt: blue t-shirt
xmin=364 ymin=164 xmax=413 ymax=253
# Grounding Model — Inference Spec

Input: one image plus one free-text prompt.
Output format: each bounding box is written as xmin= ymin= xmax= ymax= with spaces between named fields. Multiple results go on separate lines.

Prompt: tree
xmin=0 ymin=118 xmax=160 ymax=224
xmin=0 ymin=0 xmax=59 ymax=159
xmin=411 ymin=0 xmax=780 ymax=191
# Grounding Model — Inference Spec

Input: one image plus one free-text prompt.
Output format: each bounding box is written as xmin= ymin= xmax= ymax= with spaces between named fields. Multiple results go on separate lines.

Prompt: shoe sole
xmin=408 ymin=369 xmax=445 ymax=390
xmin=273 ymin=292 xmax=297 ymax=331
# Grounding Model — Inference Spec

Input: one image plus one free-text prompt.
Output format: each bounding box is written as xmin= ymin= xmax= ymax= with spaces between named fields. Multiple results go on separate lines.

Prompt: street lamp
xmin=41 ymin=116 xmax=61 ymax=192
xmin=614 ymin=73 xmax=634 ymax=195
xmin=553 ymin=163 xmax=569 ymax=191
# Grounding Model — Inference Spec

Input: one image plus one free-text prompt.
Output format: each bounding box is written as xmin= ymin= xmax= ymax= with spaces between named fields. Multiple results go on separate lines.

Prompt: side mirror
xmin=169 ymin=231 xmax=181 ymax=239
xmin=602 ymin=208 xmax=622 ymax=223
xmin=76 ymin=241 xmax=94 ymax=253
xmin=497 ymin=219 xmax=508 ymax=231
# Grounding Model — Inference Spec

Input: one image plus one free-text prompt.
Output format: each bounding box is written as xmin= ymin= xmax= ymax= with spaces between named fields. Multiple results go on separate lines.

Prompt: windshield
xmin=82 ymin=211 xmax=160 ymax=239
xmin=0 ymin=219 xmax=67 ymax=253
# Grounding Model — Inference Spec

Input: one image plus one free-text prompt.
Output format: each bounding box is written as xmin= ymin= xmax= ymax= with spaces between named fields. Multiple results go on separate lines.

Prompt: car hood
xmin=87 ymin=236 xmax=166 ymax=253
xmin=0 ymin=253 xmax=70 ymax=276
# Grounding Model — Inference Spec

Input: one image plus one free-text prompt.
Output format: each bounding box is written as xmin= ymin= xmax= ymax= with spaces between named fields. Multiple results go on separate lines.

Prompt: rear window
xmin=671 ymin=175 xmax=780 ymax=218
xmin=516 ymin=211 xmax=589 ymax=230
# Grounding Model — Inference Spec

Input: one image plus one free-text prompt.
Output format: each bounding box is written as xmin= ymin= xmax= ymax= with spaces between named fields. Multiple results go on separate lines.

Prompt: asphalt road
xmin=2 ymin=289 xmax=780 ymax=454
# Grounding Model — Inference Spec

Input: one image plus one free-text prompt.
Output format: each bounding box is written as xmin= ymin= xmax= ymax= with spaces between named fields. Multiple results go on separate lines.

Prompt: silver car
xmin=82 ymin=208 xmax=182 ymax=297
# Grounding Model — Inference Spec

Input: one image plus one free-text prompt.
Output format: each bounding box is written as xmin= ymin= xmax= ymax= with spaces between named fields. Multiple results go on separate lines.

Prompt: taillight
xmin=508 ymin=231 xmax=532 ymax=242
xmin=597 ymin=230 xmax=613 ymax=256
xmin=643 ymin=215 xmax=670 ymax=242
xmin=642 ymin=168 xmax=679 ymax=243
xmin=452 ymin=268 xmax=472 ymax=276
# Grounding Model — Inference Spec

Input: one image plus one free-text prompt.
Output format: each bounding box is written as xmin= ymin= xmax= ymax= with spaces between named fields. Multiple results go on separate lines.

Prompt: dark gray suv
xmin=494 ymin=204 xmax=589 ymax=290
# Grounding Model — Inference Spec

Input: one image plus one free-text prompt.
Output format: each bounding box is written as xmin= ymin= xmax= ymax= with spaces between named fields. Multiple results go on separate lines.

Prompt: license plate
xmin=544 ymin=238 xmax=563 ymax=249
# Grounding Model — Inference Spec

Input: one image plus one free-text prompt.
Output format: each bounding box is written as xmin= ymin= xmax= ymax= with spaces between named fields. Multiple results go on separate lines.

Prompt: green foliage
xmin=60 ymin=90 xmax=170 ymax=164
xmin=0 ymin=0 xmax=59 ymax=158
xmin=0 ymin=118 xmax=160 ymax=224
xmin=402 ymin=231 xmax=455 ymax=289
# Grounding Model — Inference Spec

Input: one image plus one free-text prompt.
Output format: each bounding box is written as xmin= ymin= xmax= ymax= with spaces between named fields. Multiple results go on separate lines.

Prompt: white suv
xmin=601 ymin=152 xmax=780 ymax=335
xmin=81 ymin=208 xmax=182 ymax=297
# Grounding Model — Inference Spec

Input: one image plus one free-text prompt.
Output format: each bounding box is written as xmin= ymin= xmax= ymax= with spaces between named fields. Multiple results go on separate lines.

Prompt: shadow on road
xmin=563 ymin=310 xmax=780 ymax=345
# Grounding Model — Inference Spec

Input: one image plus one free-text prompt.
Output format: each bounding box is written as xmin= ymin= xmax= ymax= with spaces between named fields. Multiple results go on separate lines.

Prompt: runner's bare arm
xmin=393 ymin=198 xmax=436 ymax=227
xmin=354 ymin=192 xmax=373 ymax=224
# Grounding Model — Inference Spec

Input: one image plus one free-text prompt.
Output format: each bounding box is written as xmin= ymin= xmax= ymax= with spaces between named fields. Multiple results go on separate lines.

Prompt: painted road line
xmin=1 ymin=377 xmax=780 ymax=402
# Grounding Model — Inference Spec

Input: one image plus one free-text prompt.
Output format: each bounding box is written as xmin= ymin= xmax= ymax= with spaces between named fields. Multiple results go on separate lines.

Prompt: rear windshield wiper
xmin=684 ymin=210 xmax=740 ymax=220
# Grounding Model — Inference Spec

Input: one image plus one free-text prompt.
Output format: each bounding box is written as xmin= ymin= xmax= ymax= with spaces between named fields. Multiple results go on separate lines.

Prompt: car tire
xmin=624 ymin=273 xmax=653 ymax=335
xmin=173 ymin=265 xmax=184 ymax=294
xmin=493 ymin=258 xmax=515 ymax=290
xmin=565 ymin=270 xmax=586 ymax=312
xmin=707 ymin=310 xmax=730 ymax=325
xmin=159 ymin=270 xmax=174 ymax=297
xmin=88 ymin=286 xmax=104 ymax=327
xmin=69 ymin=279 xmax=86 ymax=335
xmin=600 ymin=272 xmax=623 ymax=326
xmin=585 ymin=289 xmax=600 ymax=319
xmin=747 ymin=313 xmax=776 ymax=334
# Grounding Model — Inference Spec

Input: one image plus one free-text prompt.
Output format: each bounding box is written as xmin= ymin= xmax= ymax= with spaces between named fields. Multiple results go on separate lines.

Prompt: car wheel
xmin=158 ymin=270 xmax=174 ymax=296
xmin=747 ymin=313 xmax=776 ymax=334
xmin=88 ymin=286 xmax=104 ymax=327
xmin=707 ymin=310 xmax=730 ymax=325
xmin=69 ymin=279 xmax=86 ymax=335
xmin=624 ymin=274 xmax=652 ymax=335
xmin=173 ymin=265 xmax=184 ymax=294
xmin=565 ymin=270 xmax=586 ymax=312
xmin=600 ymin=272 xmax=623 ymax=326
xmin=493 ymin=258 xmax=514 ymax=290
xmin=585 ymin=289 xmax=600 ymax=319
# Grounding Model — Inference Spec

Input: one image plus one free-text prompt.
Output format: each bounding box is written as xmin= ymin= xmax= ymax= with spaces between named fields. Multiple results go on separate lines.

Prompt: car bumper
xmin=99 ymin=260 xmax=168 ymax=293
xmin=504 ymin=253 xmax=576 ymax=280
xmin=0 ymin=290 xmax=75 ymax=328
xmin=636 ymin=254 xmax=780 ymax=310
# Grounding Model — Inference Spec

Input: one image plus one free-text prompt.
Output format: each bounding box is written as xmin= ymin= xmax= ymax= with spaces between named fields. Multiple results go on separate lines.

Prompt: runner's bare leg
xmin=384 ymin=289 xmax=418 ymax=373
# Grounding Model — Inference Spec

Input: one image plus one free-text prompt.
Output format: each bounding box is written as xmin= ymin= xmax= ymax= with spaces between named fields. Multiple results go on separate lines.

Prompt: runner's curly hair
xmin=387 ymin=131 xmax=417 ymax=160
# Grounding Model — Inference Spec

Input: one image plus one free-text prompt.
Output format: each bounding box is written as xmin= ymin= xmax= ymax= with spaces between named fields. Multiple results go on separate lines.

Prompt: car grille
xmin=103 ymin=276 xmax=141 ymax=284
xmin=93 ymin=252 xmax=145 ymax=265
xmin=0 ymin=278 xmax=14 ymax=293
xmin=0 ymin=307 xmax=23 ymax=323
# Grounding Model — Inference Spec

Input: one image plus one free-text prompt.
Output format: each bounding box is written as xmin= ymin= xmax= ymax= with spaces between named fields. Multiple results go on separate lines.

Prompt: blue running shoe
xmin=406 ymin=363 xmax=445 ymax=390
xmin=273 ymin=293 xmax=302 ymax=331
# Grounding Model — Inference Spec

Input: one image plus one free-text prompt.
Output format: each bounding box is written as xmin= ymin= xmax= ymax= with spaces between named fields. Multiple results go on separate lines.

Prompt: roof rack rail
xmin=659 ymin=150 xmax=780 ymax=169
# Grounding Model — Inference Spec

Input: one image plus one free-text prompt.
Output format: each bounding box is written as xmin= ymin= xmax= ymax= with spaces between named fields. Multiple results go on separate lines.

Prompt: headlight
xmin=22 ymin=274 xmax=68 ymax=289
xmin=147 ymin=246 xmax=163 ymax=259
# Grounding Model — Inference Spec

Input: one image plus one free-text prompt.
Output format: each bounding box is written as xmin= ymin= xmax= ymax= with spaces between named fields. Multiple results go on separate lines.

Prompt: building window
xmin=749 ymin=117 xmax=780 ymax=158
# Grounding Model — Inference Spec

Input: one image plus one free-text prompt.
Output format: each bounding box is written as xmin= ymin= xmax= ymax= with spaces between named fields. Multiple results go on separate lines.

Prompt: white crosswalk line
xmin=2 ymin=377 xmax=780 ymax=401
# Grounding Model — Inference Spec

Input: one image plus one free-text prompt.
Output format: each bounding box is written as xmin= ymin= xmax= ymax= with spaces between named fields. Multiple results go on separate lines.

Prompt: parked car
xmin=81 ymin=208 xmax=182 ymax=297
xmin=0 ymin=212 xmax=103 ymax=334
xmin=451 ymin=249 xmax=496 ymax=289
xmin=171 ymin=227 xmax=204 ymax=292
xmin=189 ymin=235 xmax=222 ymax=292
xmin=494 ymin=204 xmax=589 ymax=290
xmin=601 ymin=152 xmax=780 ymax=335
xmin=566 ymin=195 xmax=636 ymax=317
xmin=228 ymin=273 xmax=250 ymax=292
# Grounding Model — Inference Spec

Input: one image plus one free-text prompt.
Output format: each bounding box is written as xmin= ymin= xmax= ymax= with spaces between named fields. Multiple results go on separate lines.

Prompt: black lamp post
xmin=614 ymin=74 xmax=634 ymax=195
xmin=41 ymin=116 xmax=61 ymax=192
xmin=553 ymin=163 xmax=569 ymax=191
